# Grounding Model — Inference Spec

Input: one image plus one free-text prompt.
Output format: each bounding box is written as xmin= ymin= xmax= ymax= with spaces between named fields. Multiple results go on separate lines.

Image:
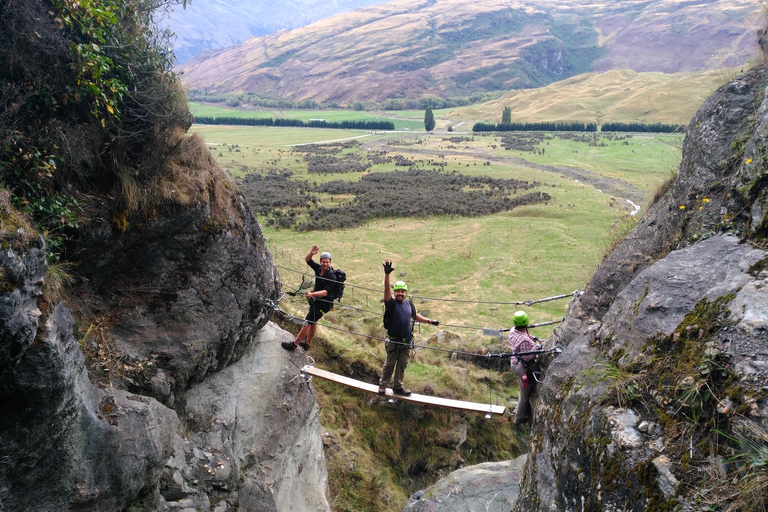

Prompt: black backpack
xmin=383 ymin=299 xmax=415 ymax=330
xmin=329 ymin=268 xmax=346 ymax=301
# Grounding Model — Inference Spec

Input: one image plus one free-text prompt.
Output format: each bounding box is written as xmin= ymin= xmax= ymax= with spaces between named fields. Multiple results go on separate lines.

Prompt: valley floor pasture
xmin=190 ymin=123 xmax=682 ymax=336
xmin=189 ymin=121 xmax=682 ymax=511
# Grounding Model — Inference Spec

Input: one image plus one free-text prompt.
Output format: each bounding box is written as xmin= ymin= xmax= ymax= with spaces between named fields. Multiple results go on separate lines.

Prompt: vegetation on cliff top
xmin=0 ymin=0 xmax=192 ymax=262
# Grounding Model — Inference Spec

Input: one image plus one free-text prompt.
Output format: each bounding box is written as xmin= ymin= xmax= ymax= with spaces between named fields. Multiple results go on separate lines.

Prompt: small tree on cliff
xmin=502 ymin=106 xmax=512 ymax=124
xmin=424 ymin=106 xmax=435 ymax=132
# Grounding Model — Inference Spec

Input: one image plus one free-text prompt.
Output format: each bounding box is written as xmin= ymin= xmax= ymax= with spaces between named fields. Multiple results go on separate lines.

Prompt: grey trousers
xmin=380 ymin=340 xmax=411 ymax=390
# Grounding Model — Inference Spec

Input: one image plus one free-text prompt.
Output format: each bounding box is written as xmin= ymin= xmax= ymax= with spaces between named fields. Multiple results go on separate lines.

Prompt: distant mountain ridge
xmin=163 ymin=0 xmax=388 ymax=63
xmin=177 ymin=0 xmax=762 ymax=104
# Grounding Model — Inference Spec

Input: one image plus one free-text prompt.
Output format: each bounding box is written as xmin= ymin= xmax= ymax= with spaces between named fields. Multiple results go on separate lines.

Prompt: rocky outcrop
xmin=512 ymin=37 xmax=768 ymax=512
xmin=0 ymin=223 xmax=177 ymax=511
xmin=1 ymin=178 xmax=330 ymax=510
xmin=1 ymin=1 xmax=326 ymax=508
xmin=516 ymin=235 xmax=767 ymax=511
xmin=402 ymin=456 xmax=527 ymax=512
xmin=158 ymin=322 xmax=330 ymax=511
xmin=69 ymin=184 xmax=281 ymax=405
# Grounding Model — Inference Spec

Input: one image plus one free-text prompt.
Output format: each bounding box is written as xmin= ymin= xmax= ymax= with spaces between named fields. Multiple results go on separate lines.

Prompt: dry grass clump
xmin=119 ymin=133 xmax=241 ymax=228
xmin=75 ymin=315 xmax=154 ymax=389
xmin=0 ymin=190 xmax=38 ymax=252
xmin=582 ymin=360 xmax=651 ymax=410
xmin=43 ymin=262 xmax=76 ymax=305
xmin=724 ymin=418 xmax=768 ymax=511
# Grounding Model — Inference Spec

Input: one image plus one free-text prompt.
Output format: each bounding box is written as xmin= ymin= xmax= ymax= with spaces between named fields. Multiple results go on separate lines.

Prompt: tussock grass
xmin=44 ymin=262 xmax=77 ymax=305
xmin=582 ymin=360 xmax=650 ymax=409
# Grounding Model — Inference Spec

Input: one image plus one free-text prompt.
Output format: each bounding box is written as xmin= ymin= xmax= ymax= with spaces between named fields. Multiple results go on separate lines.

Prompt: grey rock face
xmin=69 ymin=190 xmax=281 ymax=404
xmin=0 ymin=234 xmax=45 ymax=375
xmin=159 ymin=322 xmax=330 ymax=512
xmin=0 ymin=245 xmax=177 ymax=511
xmin=402 ymin=456 xmax=527 ymax=512
xmin=516 ymin=236 xmax=767 ymax=511
xmin=2 ymin=185 xmax=327 ymax=510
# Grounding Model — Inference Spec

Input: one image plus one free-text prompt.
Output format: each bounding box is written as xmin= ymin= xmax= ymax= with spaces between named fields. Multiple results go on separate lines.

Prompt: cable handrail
xmin=280 ymin=290 xmax=563 ymax=333
xmin=266 ymin=296 xmax=565 ymax=357
xmin=273 ymin=261 xmax=581 ymax=307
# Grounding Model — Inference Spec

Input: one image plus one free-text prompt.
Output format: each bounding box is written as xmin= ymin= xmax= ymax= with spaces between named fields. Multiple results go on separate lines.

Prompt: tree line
xmin=188 ymin=89 xmax=502 ymax=111
xmin=193 ymin=116 xmax=395 ymax=130
xmin=473 ymin=121 xmax=598 ymax=132
xmin=474 ymin=120 xmax=685 ymax=133
xmin=600 ymin=122 xmax=685 ymax=133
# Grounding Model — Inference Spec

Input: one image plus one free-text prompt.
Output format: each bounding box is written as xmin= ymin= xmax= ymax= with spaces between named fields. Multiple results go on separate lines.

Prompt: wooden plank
xmin=302 ymin=365 xmax=505 ymax=415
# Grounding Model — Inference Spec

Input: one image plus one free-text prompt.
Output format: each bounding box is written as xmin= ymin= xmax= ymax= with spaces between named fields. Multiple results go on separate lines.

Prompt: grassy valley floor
xmin=190 ymin=121 xmax=682 ymax=511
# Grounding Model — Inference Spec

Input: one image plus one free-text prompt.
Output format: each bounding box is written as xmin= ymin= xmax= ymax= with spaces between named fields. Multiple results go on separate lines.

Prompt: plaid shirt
xmin=508 ymin=328 xmax=538 ymax=368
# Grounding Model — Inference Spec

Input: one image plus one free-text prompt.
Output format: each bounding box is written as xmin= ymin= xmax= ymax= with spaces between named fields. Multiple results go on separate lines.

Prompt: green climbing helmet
xmin=393 ymin=281 xmax=408 ymax=292
xmin=513 ymin=310 xmax=529 ymax=327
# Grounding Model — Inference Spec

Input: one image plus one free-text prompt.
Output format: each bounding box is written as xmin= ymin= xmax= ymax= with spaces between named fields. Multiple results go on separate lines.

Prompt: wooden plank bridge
xmin=301 ymin=365 xmax=506 ymax=416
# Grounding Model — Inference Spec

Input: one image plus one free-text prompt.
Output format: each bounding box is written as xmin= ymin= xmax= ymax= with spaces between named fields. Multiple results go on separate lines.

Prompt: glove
xmin=430 ymin=319 xmax=439 ymax=326
xmin=383 ymin=261 xmax=395 ymax=274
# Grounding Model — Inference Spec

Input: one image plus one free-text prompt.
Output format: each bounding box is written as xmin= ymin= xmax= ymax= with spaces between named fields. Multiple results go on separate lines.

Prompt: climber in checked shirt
xmin=508 ymin=310 xmax=540 ymax=425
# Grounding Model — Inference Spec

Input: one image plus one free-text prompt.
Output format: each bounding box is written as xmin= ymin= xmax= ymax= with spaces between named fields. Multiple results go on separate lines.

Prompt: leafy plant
xmin=1 ymin=0 xmax=188 ymax=262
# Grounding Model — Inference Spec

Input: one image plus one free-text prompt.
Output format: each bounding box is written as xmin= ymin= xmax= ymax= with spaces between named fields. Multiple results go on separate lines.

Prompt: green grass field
xmin=188 ymin=102 xmax=429 ymax=130
xmin=188 ymin=120 xmax=683 ymax=511
xmin=189 ymin=123 xmax=681 ymax=346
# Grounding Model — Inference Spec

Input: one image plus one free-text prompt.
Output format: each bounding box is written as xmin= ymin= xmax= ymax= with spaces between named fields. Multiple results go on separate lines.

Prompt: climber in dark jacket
xmin=282 ymin=245 xmax=335 ymax=352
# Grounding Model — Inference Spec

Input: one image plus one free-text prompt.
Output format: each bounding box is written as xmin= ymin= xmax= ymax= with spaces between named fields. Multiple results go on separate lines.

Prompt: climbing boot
xmin=378 ymin=385 xmax=386 ymax=395
xmin=281 ymin=341 xmax=297 ymax=351
xmin=393 ymin=388 xmax=412 ymax=396
xmin=299 ymin=341 xmax=311 ymax=351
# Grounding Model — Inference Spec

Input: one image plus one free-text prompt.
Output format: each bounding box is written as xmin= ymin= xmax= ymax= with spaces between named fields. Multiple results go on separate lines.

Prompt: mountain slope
xmin=177 ymin=0 xmax=762 ymax=104
xmin=163 ymin=0 xmax=388 ymax=63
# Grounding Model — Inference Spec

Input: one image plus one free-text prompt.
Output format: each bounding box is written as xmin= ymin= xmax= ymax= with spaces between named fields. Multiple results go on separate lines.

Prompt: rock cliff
xmin=512 ymin=32 xmax=768 ymax=512
xmin=0 ymin=1 xmax=332 ymax=509
xmin=1 ymin=182 xmax=331 ymax=511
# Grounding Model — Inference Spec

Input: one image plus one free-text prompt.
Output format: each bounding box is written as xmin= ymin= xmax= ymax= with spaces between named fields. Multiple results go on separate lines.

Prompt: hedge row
xmin=473 ymin=121 xmax=598 ymax=132
xmin=600 ymin=122 xmax=685 ymax=133
xmin=193 ymin=116 xmax=394 ymax=130
xmin=473 ymin=121 xmax=685 ymax=133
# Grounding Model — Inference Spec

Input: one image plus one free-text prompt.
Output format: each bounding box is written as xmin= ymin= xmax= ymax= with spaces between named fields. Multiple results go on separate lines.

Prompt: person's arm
xmin=306 ymin=287 xmax=328 ymax=299
xmin=383 ymin=259 xmax=394 ymax=301
xmin=415 ymin=312 xmax=439 ymax=326
xmin=305 ymin=245 xmax=319 ymax=264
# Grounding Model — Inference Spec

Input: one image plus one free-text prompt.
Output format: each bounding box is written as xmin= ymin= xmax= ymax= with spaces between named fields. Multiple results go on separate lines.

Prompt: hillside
xmin=162 ymin=0 xmax=388 ymax=63
xmin=177 ymin=0 xmax=762 ymax=104
xmin=448 ymin=68 xmax=731 ymax=125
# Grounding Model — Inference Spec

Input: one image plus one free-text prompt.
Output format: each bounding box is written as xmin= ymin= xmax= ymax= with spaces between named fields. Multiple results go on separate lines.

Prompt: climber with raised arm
xmin=282 ymin=245 xmax=336 ymax=352
xmin=378 ymin=259 xmax=438 ymax=397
